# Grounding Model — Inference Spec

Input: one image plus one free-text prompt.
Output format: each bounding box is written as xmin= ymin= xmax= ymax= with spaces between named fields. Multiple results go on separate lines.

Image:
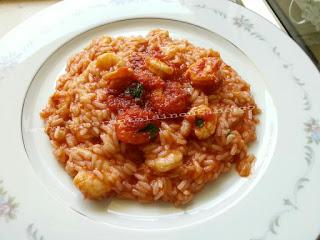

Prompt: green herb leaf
xmin=195 ymin=118 xmax=204 ymax=128
xmin=125 ymin=83 xmax=144 ymax=99
xmin=140 ymin=123 xmax=159 ymax=139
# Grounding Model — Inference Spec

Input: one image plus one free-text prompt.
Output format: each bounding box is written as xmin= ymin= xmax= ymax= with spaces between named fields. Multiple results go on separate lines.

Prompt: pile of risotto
xmin=41 ymin=30 xmax=260 ymax=206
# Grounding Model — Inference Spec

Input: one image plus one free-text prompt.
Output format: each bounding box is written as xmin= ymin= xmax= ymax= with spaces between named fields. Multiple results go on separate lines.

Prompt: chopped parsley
xmin=195 ymin=118 xmax=204 ymax=128
xmin=140 ymin=123 xmax=159 ymax=139
xmin=125 ymin=83 xmax=144 ymax=99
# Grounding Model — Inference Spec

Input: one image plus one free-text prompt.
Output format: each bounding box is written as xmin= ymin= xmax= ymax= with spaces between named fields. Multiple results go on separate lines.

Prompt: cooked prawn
xmin=186 ymin=57 xmax=222 ymax=89
xmin=186 ymin=104 xmax=217 ymax=139
xmin=73 ymin=170 xmax=111 ymax=199
xmin=146 ymin=149 xmax=183 ymax=173
xmin=102 ymin=67 xmax=135 ymax=91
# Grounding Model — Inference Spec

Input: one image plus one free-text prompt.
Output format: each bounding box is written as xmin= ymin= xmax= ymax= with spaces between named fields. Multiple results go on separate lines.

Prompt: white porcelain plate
xmin=0 ymin=1 xmax=319 ymax=239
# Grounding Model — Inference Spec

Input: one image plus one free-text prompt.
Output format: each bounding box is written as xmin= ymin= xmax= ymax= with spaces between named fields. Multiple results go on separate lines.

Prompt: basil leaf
xmin=140 ymin=123 xmax=159 ymax=139
xmin=195 ymin=118 xmax=204 ymax=128
xmin=126 ymin=83 xmax=144 ymax=99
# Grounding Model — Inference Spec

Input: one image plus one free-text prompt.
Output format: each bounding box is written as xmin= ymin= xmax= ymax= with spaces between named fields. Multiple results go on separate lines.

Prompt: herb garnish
xmin=125 ymin=83 xmax=144 ymax=99
xmin=195 ymin=118 xmax=204 ymax=128
xmin=140 ymin=123 xmax=159 ymax=139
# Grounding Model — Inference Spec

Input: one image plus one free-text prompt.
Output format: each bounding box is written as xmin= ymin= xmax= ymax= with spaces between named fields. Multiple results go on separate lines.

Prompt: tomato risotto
xmin=41 ymin=29 xmax=260 ymax=206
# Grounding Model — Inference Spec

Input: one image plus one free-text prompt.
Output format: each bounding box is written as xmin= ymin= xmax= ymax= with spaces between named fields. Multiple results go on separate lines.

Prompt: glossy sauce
xmin=101 ymin=44 xmax=221 ymax=144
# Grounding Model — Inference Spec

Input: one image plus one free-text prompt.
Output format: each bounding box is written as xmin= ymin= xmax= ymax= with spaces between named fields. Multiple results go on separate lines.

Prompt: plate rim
xmin=0 ymin=0 xmax=319 ymax=239
xmin=20 ymin=16 xmax=278 ymax=230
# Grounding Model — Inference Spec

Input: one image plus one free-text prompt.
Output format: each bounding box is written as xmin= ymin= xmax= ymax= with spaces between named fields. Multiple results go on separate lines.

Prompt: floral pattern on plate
xmin=0 ymin=0 xmax=319 ymax=239
xmin=305 ymin=118 xmax=320 ymax=144
xmin=0 ymin=180 xmax=18 ymax=221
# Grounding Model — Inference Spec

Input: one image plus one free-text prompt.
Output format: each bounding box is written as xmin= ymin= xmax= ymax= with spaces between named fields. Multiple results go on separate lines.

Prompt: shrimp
xmin=96 ymin=52 xmax=125 ymax=70
xmin=102 ymin=67 xmax=135 ymax=91
xmin=149 ymin=81 xmax=190 ymax=114
xmin=73 ymin=170 xmax=111 ymax=199
xmin=186 ymin=105 xmax=217 ymax=139
xmin=146 ymin=149 xmax=183 ymax=173
xmin=186 ymin=57 xmax=222 ymax=89
xmin=115 ymin=107 xmax=159 ymax=145
xmin=146 ymin=57 xmax=174 ymax=78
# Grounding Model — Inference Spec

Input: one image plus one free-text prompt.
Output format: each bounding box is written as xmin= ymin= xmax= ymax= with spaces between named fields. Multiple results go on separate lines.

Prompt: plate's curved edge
xmin=172 ymin=3 xmax=320 ymax=239
xmin=187 ymin=2 xmax=320 ymax=239
xmin=0 ymin=0 xmax=319 ymax=239
xmin=21 ymin=17 xmax=277 ymax=231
